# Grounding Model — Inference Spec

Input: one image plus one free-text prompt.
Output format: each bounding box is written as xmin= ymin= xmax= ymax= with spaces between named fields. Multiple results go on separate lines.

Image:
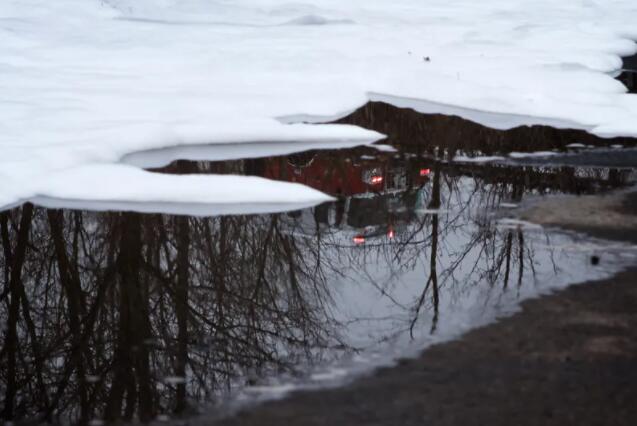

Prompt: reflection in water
xmin=2 ymin=205 xmax=346 ymax=423
xmin=3 ymin=101 xmax=637 ymax=424
xmin=618 ymin=70 xmax=636 ymax=94
xmin=2 ymin=150 xmax=634 ymax=424
xmin=336 ymin=102 xmax=637 ymax=157
xmin=619 ymin=52 xmax=637 ymax=94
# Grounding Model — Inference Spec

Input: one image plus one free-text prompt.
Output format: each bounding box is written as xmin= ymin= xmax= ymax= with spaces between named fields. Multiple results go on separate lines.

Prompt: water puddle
xmin=618 ymin=51 xmax=637 ymax=94
xmin=2 ymin=103 xmax=637 ymax=425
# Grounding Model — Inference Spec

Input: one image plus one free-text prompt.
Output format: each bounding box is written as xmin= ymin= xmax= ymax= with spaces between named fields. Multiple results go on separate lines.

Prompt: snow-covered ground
xmin=2 ymin=0 xmax=637 ymax=213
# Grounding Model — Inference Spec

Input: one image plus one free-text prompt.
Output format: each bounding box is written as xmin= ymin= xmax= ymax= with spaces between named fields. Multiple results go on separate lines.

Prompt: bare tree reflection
xmin=1 ymin=135 xmax=634 ymax=424
xmin=0 ymin=205 xmax=341 ymax=424
xmin=410 ymin=161 xmax=441 ymax=338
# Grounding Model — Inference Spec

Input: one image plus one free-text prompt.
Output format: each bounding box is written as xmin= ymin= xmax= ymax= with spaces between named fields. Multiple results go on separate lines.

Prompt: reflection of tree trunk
xmin=410 ymin=162 xmax=441 ymax=338
xmin=17 ymin=265 xmax=50 ymax=414
xmin=517 ymin=230 xmax=524 ymax=287
xmin=105 ymin=213 xmax=154 ymax=422
xmin=45 ymin=227 xmax=117 ymax=422
xmin=511 ymin=182 xmax=524 ymax=202
xmin=428 ymin=211 xmax=440 ymax=334
xmin=429 ymin=162 xmax=441 ymax=210
xmin=335 ymin=198 xmax=345 ymax=227
xmin=428 ymin=163 xmax=441 ymax=334
xmin=313 ymin=203 xmax=329 ymax=226
xmin=175 ymin=217 xmax=190 ymax=414
xmin=0 ymin=212 xmax=11 ymax=287
xmin=48 ymin=209 xmax=89 ymax=422
xmin=1 ymin=203 xmax=33 ymax=422
xmin=216 ymin=217 xmax=230 ymax=386
xmin=0 ymin=212 xmax=47 ymax=412
xmin=503 ymin=231 xmax=513 ymax=290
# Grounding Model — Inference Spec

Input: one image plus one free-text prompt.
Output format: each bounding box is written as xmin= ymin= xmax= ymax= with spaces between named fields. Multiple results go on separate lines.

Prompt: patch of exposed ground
xmin=519 ymin=190 xmax=637 ymax=243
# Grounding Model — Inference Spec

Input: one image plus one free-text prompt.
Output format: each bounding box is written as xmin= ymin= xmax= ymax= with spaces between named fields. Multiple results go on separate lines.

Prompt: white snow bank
xmin=123 ymin=138 xmax=380 ymax=169
xmin=32 ymin=164 xmax=333 ymax=216
xmin=2 ymin=0 xmax=637 ymax=213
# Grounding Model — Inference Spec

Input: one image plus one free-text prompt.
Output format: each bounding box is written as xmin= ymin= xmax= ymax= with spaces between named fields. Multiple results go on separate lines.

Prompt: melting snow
xmin=453 ymin=155 xmax=506 ymax=163
xmin=1 ymin=0 xmax=637 ymax=213
xmin=509 ymin=151 xmax=560 ymax=158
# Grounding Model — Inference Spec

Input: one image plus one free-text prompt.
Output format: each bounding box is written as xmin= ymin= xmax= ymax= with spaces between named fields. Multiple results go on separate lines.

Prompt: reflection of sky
xmin=333 ymin=226 xmax=619 ymax=349
xmin=3 ymin=149 xmax=637 ymax=423
xmin=247 ymin=175 xmax=637 ymax=399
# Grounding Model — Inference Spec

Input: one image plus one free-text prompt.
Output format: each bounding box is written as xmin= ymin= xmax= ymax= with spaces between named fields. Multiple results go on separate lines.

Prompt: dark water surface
xmin=619 ymin=51 xmax=637 ymax=94
xmin=2 ymin=103 xmax=637 ymax=425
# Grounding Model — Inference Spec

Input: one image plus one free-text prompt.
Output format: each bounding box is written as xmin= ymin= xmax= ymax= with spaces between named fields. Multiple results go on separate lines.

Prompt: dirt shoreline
xmin=213 ymin=191 xmax=637 ymax=426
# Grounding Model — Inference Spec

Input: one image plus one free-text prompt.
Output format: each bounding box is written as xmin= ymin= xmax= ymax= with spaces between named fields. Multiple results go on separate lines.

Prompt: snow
xmin=310 ymin=368 xmax=348 ymax=382
xmin=244 ymin=384 xmax=297 ymax=395
xmin=2 ymin=0 xmax=637 ymax=213
xmin=369 ymin=144 xmax=398 ymax=153
xmin=496 ymin=218 xmax=543 ymax=229
xmin=31 ymin=164 xmax=334 ymax=216
xmin=124 ymin=139 xmax=381 ymax=169
xmin=509 ymin=151 xmax=560 ymax=158
xmin=453 ymin=155 xmax=506 ymax=163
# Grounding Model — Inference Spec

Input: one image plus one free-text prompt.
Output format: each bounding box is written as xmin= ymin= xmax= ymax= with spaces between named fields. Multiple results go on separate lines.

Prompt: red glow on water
xmin=419 ymin=168 xmax=431 ymax=177
xmin=353 ymin=235 xmax=366 ymax=245
xmin=387 ymin=229 xmax=395 ymax=239
xmin=370 ymin=175 xmax=384 ymax=184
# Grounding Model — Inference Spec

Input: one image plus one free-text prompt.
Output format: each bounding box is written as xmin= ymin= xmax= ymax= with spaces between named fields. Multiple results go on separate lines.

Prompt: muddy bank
xmin=520 ymin=189 xmax=637 ymax=244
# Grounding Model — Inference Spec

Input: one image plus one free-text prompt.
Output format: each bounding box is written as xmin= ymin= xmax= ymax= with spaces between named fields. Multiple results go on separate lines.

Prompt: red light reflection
xmin=353 ymin=235 xmax=366 ymax=245
xmin=370 ymin=175 xmax=384 ymax=184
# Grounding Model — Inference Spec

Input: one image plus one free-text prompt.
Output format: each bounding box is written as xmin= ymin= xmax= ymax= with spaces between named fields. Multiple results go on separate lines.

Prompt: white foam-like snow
xmin=280 ymin=14 xmax=354 ymax=26
xmin=2 ymin=0 xmax=637 ymax=213
xmin=509 ymin=151 xmax=560 ymax=158
xmin=30 ymin=164 xmax=334 ymax=216
xmin=453 ymin=155 xmax=506 ymax=163
xmin=123 ymin=139 xmax=378 ymax=169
